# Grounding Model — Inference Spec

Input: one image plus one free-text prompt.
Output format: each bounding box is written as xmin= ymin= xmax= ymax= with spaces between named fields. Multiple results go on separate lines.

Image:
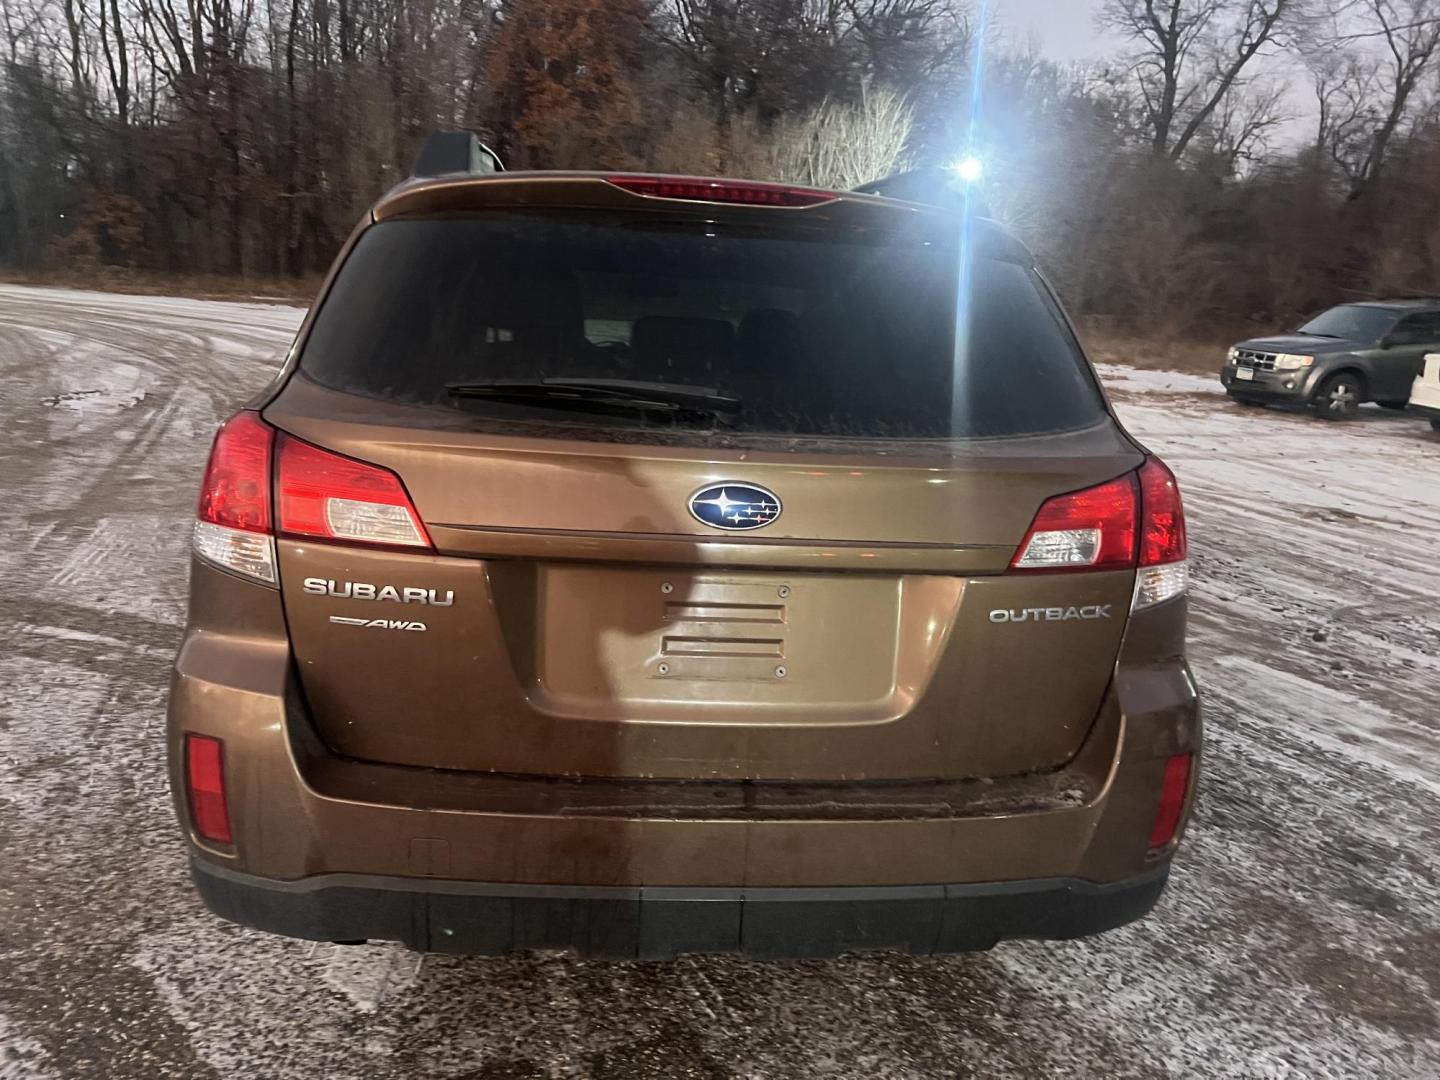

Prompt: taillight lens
xmin=1134 ymin=456 xmax=1188 ymax=610
xmin=1010 ymin=473 xmax=1139 ymax=572
xmin=606 ymin=175 xmax=839 ymax=207
xmin=185 ymin=734 xmax=233 ymax=846
xmin=198 ymin=411 xmax=272 ymax=531
xmin=1008 ymin=457 xmax=1189 ymax=609
xmin=194 ymin=411 xmax=277 ymax=584
xmin=276 ymin=435 xmax=432 ymax=549
xmin=1148 ymin=752 xmax=1193 ymax=854
xmin=1138 ymin=457 xmax=1186 ymax=565
xmin=192 ymin=412 xmax=433 ymax=577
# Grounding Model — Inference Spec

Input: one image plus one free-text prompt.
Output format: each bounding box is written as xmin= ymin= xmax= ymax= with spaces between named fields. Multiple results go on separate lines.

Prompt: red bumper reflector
xmin=185 ymin=734 xmax=233 ymax=846
xmin=1148 ymin=752 xmax=1193 ymax=852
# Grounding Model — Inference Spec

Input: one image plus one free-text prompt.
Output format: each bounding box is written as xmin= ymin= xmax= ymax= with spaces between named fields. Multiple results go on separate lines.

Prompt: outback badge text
xmin=989 ymin=605 xmax=1114 ymax=623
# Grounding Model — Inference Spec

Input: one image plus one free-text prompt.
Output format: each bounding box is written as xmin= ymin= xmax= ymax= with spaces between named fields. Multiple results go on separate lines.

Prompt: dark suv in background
xmin=1221 ymin=300 xmax=1440 ymax=419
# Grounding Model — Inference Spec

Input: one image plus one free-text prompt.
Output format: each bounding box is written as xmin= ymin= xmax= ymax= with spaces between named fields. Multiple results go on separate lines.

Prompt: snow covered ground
xmin=1 ymin=283 xmax=1438 ymax=1079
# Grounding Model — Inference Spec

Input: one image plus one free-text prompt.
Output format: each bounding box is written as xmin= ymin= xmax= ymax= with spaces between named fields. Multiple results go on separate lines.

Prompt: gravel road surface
xmin=1 ymin=284 xmax=1437 ymax=1079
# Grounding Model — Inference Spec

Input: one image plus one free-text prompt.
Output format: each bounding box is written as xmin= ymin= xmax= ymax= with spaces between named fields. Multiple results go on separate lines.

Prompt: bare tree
xmin=1336 ymin=0 xmax=1440 ymax=198
xmin=1100 ymin=0 xmax=1307 ymax=160
xmin=1195 ymin=78 xmax=1291 ymax=170
xmin=659 ymin=0 xmax=966 ymax=125
xmin=770 ymin=82 xmax=912 ymax=188
xmin=1310 ymin=45 xmax=1377 ymax=153
xmin=96 ymin=0 xmax=130 ymax=127
xmin=6 ymin=0 xmax=1440 ymax=334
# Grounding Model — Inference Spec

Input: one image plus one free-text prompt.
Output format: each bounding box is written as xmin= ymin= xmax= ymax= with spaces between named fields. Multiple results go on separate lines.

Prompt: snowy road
xmin=1 ymin=283 xmax=1438 ymax=1079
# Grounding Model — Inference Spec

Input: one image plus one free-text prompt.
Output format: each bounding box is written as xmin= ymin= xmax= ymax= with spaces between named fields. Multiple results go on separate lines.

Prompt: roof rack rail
xmin=411 ymin=132 xmax=505 ymax=179
xmin=853 ymin=166 xmax=989 ymax=216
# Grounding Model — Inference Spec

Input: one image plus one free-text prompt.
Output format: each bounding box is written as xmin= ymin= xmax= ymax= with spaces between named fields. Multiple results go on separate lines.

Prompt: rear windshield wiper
xmin=445 ymin=378 xmax=742 ymax=418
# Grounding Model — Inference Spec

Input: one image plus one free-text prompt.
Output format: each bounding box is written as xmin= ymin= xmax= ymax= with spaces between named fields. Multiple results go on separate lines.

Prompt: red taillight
xmin=185 ymin=734 xmax=233 ymax=846
xmin=1148 ymin=752 xmax=1194 ymax=853
xmin=1137 ymin=456 xmax=1187 ymax=566
xmin=191 ymin=414 xmax=430 ymax=576
xmin=1010 ymin=473 xmax=1139 ymax=572
xmin=276 ymin=435 xmax=432 ymax=549
xmin=197 ymin=411 xmax=273 ymax=533
xmin=606 ymin=175 xmax=839 ymax=207
xmin=1008 ymin=457 xmax=1189 ymax=596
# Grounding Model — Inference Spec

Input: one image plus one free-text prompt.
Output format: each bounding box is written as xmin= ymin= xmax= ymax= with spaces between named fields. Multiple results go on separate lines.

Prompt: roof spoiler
xmin=411 ymin=132 xmax=505 ymax=179
xmin=853 ymin=167 xmax=989 ymax=216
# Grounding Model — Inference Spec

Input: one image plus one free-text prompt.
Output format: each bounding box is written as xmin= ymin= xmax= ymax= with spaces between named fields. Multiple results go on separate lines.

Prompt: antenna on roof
xmin=411 ymin=132 xmax=505 ymax=179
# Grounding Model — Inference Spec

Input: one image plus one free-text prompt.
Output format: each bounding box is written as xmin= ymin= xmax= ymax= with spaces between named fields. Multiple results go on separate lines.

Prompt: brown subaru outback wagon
xmin=168 ymin=165 xmax=1200 ymax=959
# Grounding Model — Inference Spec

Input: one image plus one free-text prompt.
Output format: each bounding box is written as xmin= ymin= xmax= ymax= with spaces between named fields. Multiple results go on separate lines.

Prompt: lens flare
xmin=951 ymin=157 xmax=983 ymax=182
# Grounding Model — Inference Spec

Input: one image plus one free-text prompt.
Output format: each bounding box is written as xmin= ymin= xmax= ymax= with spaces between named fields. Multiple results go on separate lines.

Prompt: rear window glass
xmin=298 ymin=215 xmax=1106 ymax=440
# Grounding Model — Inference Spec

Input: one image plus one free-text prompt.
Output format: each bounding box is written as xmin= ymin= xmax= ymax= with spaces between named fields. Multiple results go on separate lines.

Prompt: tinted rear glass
xmin=299 ymin=215 xmax=1106 ymax=440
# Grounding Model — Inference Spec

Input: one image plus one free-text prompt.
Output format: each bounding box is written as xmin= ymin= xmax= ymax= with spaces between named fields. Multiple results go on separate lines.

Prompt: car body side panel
xmin=1373 ymin=342 xmax=1431 ymax=400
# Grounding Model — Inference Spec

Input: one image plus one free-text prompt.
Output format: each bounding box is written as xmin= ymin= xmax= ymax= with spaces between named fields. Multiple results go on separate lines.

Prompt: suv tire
xmin=1313 ymin=373 xmax=1363 ymax=421
xmin=1430 ymin=418 xmax=1440 ymax=433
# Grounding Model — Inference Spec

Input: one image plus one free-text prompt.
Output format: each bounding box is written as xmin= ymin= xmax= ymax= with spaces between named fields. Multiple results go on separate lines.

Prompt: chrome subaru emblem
xmin=689 ymin=483 xmax=782 ymax=531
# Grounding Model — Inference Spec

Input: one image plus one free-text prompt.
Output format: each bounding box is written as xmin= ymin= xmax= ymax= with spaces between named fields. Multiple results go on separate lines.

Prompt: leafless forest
xmin=1 ymin=0 xmax=1438 ymax=333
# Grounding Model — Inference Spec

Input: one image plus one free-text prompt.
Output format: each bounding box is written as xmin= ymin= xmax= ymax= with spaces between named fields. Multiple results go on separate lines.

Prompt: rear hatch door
xmin=268 ymin=183 xmax=1141 ymax=781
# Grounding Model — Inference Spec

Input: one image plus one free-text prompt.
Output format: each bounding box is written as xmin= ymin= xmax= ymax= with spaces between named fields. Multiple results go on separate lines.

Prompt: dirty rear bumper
xmin=191 ymin=858 xmax=1170 ymax=960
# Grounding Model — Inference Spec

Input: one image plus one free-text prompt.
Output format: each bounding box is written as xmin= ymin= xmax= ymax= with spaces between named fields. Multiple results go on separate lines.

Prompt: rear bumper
xmin=191 ymin=857 xmax=1171 ymax=959
xmin=169 ymin=559 xmax=1201 ymax=953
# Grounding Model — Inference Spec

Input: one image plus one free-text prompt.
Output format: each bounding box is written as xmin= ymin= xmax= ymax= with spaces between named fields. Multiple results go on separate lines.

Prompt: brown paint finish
xmin=276 ymin=536 xmax=1136 ymax=780
xmin=167 ymin=171 xmax=1202 ymax=944
xmin=170 ymin=563 xmax=1194 ymax=889
xmin=262 ymin=354 xmax=1145 ymax=782
xmin=263 ymin=374 xmax=1140 ymax=551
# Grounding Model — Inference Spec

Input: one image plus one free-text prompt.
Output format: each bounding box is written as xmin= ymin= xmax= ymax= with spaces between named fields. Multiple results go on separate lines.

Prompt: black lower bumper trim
xmin=191 ymin=859 xmax=1170 ymax=960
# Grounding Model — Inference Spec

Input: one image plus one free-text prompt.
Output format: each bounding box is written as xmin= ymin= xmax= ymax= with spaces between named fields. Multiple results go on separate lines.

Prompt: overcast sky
xmin=997 ymin=0 xmax=1115 ymax=62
